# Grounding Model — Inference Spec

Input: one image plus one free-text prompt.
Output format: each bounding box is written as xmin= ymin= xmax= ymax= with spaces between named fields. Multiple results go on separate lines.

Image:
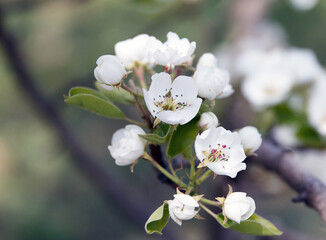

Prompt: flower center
xmin=203 ymin=144 xmax=231 ymax=163
xmin=153 ymin=91 xmax=187 ymax=112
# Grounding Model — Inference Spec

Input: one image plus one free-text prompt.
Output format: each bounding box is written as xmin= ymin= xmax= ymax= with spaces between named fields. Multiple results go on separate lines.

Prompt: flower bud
xmin=108 ymin=125 xmax=146 ymax=166
xmin=168 ymin=193 xmax=199 ymax=226
xmin=94 ymin=55 xmax=127 ymax=90
xmin=196 ymin=53 xmax=218 ymax=69
xmin=198 ymin=112 xmax=219 ymax=130
xmin=238 ymin=126 xmax=262 ymax=155
xmin=224 ymin=192 xmax=256 ymax=224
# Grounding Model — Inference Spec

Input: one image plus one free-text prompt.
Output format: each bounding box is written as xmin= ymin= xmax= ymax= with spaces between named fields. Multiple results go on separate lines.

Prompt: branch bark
xmin=255 ymin=139 xmax=326 ymax=222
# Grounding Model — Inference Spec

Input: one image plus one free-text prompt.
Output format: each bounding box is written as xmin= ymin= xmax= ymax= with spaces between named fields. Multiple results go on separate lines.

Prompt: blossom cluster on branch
xmin=65 ymin=31 xmax=282 ymax=236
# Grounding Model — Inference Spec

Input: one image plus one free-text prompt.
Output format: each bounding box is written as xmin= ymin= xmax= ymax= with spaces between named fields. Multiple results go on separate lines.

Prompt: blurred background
xmin=0 ymin=0 xmax=326 ymax=239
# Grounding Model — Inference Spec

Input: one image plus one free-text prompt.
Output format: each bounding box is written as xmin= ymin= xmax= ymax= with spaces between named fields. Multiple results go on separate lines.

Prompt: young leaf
xmin=145 ymin=203 xmax=170 ymax=235
xmin=65 ymin=93 xmax=125 ymax=119
xmin=69 ymin=87 xmax=106 ymax=99
xmin=167 ymin=116 xmax=200 ymax=158
xmin=95 ymin=81 xmax=135 ymax=104
xmin=139 ymin=126 xmax=173 ymax=145
xmin=216 ymin=213 xmax=282 ymax=236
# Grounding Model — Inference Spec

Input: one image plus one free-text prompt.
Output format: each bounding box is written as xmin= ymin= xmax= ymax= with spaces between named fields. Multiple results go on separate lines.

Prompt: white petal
xmin=173 ymin=194 xmax=199 ymax=207
xmin=171 ymin=76 xmax=198 ymax=102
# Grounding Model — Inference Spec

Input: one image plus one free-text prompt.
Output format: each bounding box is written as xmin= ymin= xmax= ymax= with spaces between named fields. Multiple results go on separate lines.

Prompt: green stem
xmin=200 ymin=197 xmax=221 ymax=207
xmin=196 ymin=169 xmax=213 ymax=185
xmin=124 ymin=117 xmax=148 ymax=128
xmin=193 ymin=167 xmax=204 ymax=179
xmin=168 ymin=158 xmax=178 ymax=180
xmin=199 ymin=203 xmax=218 ymax=219
xmin=143 ymin=153 xmax=187 ymax=189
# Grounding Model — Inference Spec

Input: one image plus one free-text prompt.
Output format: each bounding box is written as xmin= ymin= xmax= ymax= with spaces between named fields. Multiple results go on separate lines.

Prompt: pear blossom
xmin=194 ymin=127 xmax=246 ymax=178
xmin=115 ymin=34 xmax=162 ymax=69
xmin=241 ymin=69 xmax=294 ymax=110
xmin=108 ymin=125 xmax=147 ymax=166
xmin=272 ymin=125 xmax=299 ymax=147
xmin=168 ymin=193 xmax=199 ymax=226
xmin=143 ymin=72 xmax=202 ymax=125
xmin=286 ymin=48 xmax=322 ymax=84
xmin=196 ymin=53 xmax=218 ymax=69
xmin=223 ymin=192 xmax=256 ymax=224
xmin=153 ymin=32 xmax=196 ymax=68
xmin=307 ymin=78 xmax=326 ymax=137
xmin=94 ymin=55 xmax=127 ymax=91
xmin=194 ymin=53 xmax=233 ymax=100
xmin=289 ymin=0 xmax=318 ymax=11
xmin=238 ymin=126 xmax=262 ymax=155
xmin=198 ymin=112 xmax=219 ymax=131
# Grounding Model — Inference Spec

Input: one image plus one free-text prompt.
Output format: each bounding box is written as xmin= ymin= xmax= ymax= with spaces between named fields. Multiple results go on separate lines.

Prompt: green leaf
xmin=216 ymin=213 xmax=282 ymax=236
xmin=65 ymin=93 xmax=125 ymax=119
xmin=139 ymin=126 xmax=173 ymax=145
xmin=272 ymin=103 xmax=301 ymax=125
xmin=145 ymin=203 xmax=170 ymax=235
xmin=296 ymin=125 xmax=325 ymax=148
xmin=69 ymin=87 xmax=106 ymax=99
xmin=95 ymin=81 xmax=135 ymax=104
xmin=167 ymin=116 xmax=199 ymax=158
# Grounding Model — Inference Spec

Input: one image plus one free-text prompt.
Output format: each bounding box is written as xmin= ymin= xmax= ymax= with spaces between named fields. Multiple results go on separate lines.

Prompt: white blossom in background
xmin=168 ymin=193 xmax=199 ymax=226
xmin=195 ymin=127 xmax=246 ymax=178
xmin=94 ymin=55 xmax=127 ymax=91
xmin=153 ymin=32 xmax=196 ymax=68
xmin=307 ymin=77 xmax=326 ymax=137
xmin=238 ymin=126 xmax=262 ymax=155
xmin=115 ymin=34 xmax=162 ymax=69
xmin=223 ymin=192 xmax=256 ymax=224
xmin=241 ymin=69 xmax=294 ymax=110
xmin=215 ymin=22 xmax=287 ymax=78
xmin=286 ymin=48 xmax=322 ymax=84
xmin=194 ymin=53 xmax=234 ymax=100
xmin=272 ymin=125 xmax=299 ymax=147
xmin=108 ymin=125 xmax=147 ymax=166
xmin=289 ymin=0 xmax=319 ymax=11
xmin=198 ymin=112 xmax=219 ymax=131
xmin=143 ymin=72 xmax=202 ymax=125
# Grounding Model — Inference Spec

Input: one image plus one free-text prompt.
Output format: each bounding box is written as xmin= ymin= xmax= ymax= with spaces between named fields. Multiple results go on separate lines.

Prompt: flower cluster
xmin=66 ymin=31 xmax=282 ymax=236
xmin=216 ymin=21 xmax=326 ymax=140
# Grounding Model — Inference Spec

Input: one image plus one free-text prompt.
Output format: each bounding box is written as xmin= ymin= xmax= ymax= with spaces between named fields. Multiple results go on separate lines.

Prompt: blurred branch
xmin=0 ymin=7 xmax=176 ymax=239
xmin=254 ymin=140 xmax=326 ymax=222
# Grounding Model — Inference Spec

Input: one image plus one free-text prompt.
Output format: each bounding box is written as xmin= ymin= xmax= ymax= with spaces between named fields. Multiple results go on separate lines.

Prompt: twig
xmin=254 ymin=139 xmax=326 ymax=222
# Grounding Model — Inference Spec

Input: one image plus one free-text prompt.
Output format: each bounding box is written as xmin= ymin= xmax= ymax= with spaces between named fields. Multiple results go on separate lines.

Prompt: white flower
xmin=168 ymin=194 xmax=199 ymax=226
xmin=272 ymin=125 xmax=299 ymax=147
xmin=94 ymin=55 xmax=127 ymax=91
xmin=196 ymin=53 xmax=218 ymax=69
xmin=238 ymin=126 xmax=262 ymax=155
xmin=153 ymin=32 xmax=196 ymax=68
xmin=194 ymin=127 xmax=246 ymax=178
xmin=286 ymin=48 xmax=322 ymax=84
xmin=198 ymin=112 xmax=219 ymax=131
xmin=241 ymin=69 xmax=294 ymax=110
xmin=194 ymin=53 xmax=233 ymax=100
xmin=224 ymin=192 xmax=256 ymax=224
xmin=307 ymin=77 xmax=326 ymax=137
xmin=108 ymin=125 xmax=147 ymax=166
xmin=143 ymin=72 xmax=202 ymax=125
xmin=289 ymin=0 xmax=318 ymax=11
xmin=115 ymin=34 xmax=162 ymax=69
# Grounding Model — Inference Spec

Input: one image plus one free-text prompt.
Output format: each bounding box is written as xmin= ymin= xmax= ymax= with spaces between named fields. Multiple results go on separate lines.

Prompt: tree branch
xmin=0 ymin=7 xmax=177 ymax=239
xmin=254 ymin=139 xmax=326 ymax=222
